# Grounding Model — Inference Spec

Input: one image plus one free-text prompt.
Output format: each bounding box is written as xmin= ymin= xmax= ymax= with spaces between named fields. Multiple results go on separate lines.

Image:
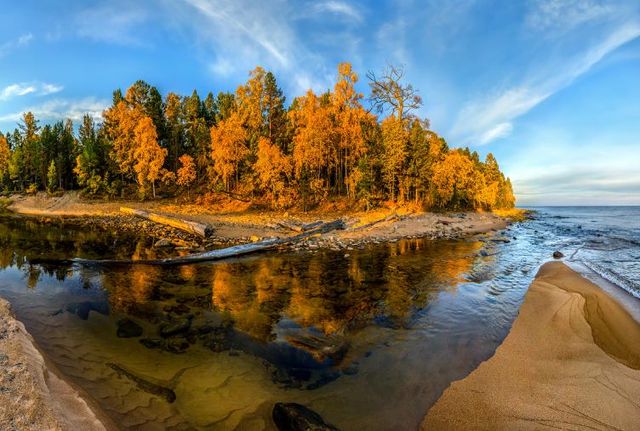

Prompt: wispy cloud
xmin=0 ymin=98 xmax=109 ymax=123
xmin=526 ymin=0 xmax=615 ymax=34
xmin=0 ymin=82 xmax=64 ymax=101
xmin=0 ymin=33 xmax=33 ymax=58
xmin=75 ymin=4 xmax=149 ymax=46
xmin=312 ymin=1 xmax=363 ymax=23
xmin=450 ymin=22 xmax=640 ymax=145
xmin=183 ymin=0 xmax=292 ymax=67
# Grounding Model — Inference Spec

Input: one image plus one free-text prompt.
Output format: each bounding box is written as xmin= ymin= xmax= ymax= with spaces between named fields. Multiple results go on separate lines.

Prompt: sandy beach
xmin=0 ymin=298 xmax=113 ymax=431
xmin=422 ymin=261 xmax=640 ymax=430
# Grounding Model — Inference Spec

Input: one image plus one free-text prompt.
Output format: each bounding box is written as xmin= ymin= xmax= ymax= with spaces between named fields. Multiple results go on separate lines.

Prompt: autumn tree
xmin=176 ymin=154 xmax=196 ymax=197
xmin=431 ymin=150 xmax=480 ymax=209
xmin=133 ymin=116 xmax=166 ymax=198
xmin=0 ymin=133 xmax=10 ymax=186
xmin=254 ymin=137 xmax=292 ymax=207
xmin=380 ymin=116 xmax=407 ymax=201
xmin=210 ymin=112 xmax=248 ymax=191
xmin=331 ymin=62 xmax=374 ymax=198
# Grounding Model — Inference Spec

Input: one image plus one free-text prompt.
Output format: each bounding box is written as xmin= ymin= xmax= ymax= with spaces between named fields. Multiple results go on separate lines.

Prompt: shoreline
xmin=422 ymin=261 xmax=640 ymax=430
xmin=5 ymin=192 xmax=515 ymax=250
xmin=0 ymin=298 xmax=114 ymax=430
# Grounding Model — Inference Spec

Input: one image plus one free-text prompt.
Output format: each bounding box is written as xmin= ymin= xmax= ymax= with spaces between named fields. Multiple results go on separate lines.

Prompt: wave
xmin=581 ymin=260 xmax=640 ymax=299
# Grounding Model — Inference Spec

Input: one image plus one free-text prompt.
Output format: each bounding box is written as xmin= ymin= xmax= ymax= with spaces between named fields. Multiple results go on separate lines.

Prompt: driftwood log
xmin=120 ymin=207 xmax=213 ymax=238
xmin=349 ymin=213 xmax=399 ymax=232
xmin=33 ymin=219 xmax=345 ymax=267
xmin=276 ymin=220 xmax=324 ymax=233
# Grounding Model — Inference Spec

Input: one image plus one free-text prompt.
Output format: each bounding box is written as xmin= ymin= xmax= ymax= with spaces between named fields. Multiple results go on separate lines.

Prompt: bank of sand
xmin=0 ymin=298 xmax=113 ymax=430
xmin=6 ymin=192 xmax=509 ymax=245
xmin=422 ymin=261 xmax=640 ymax=430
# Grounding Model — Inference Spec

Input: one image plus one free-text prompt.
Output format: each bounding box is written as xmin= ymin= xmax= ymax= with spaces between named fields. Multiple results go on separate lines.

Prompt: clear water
xmin=0 ymin=208 xmax=637 ymax=430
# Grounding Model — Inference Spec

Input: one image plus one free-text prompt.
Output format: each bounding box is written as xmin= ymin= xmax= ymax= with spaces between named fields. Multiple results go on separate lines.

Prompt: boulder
xmin=117 ymin=318 xmax=143 ymax=338
xmin=272 ymin=402 xmax=340 ymax=431
xmin=553 ymin=251 xmax=564 ymax=259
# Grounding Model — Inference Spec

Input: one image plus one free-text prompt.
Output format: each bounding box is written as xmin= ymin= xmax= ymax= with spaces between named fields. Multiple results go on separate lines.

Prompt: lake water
xmin=0 ymin=207 xmax=638 ymax=430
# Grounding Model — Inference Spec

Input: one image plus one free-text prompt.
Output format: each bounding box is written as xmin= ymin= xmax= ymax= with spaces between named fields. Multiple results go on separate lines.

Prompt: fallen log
xmin=120 ymin=207 xmax=213 ymax=238
xmin=33 ymin=219 xmax=345 ymax=267
xmin=276 ymin=220 xmax=324 ymax=233
xmin=349 ymin=213 xmax=399 ymax=231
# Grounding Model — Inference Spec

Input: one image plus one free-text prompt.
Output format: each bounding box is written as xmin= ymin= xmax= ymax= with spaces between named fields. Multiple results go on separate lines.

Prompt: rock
xmin=154 ymin=238 xmax=173 ymax=248
xmin=272 ymin=402 xmax=340 ymax=431
xmin=160 ymin=318 xmax=192 ymax=337
xmin=165 ymin=338 xmax=190 ymax=354
xmin=139 ymin=338 xmax=164 ymax=349
xmin=553 ymin=251 xmax=564 ymax=259
xmin=250 ymin=235 xmax=261 ymax=242
xmin=117 ymin=318 xmax=143 ymax=338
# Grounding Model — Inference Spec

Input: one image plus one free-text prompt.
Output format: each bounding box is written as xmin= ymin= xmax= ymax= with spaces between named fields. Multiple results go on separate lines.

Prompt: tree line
xmin=0 ymin=63 xmax=515 ymax=211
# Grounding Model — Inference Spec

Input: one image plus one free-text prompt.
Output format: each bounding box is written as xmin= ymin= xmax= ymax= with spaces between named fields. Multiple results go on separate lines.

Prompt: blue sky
xmin=1 ymin=0 xmax=639 ymax=205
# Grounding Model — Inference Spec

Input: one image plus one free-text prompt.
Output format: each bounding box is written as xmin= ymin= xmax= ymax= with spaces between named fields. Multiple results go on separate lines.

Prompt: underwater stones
xmin=165 ymin=338 xmax=190 ymax=354
xmin=163 ymin=303 xmax=191 ymax=315
xmin=65 ymin=301 xmax=109 ymax=320
xmin=139 ymin=338 xmax=164 ymax=349
xmin=117 ymin=318 xmax=143 ymax=338
xmin=160 ymin=318 xmax=192 ymax=337
xmin=272 ymin=402 xmax=340 ymax=431
xmin=553 ymin=251 xmax=564 ymax=259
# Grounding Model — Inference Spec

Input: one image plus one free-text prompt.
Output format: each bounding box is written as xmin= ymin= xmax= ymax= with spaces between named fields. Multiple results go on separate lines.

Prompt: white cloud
xmin=0 ymin=33 xmax=33 ymax=58
xmin=312 ymin=1 xmax=363 ymax=23
xmin=0 ymin=82 xmax=64 ymax=101
xmin=0 ymin=98 xmax=109 ymax=123
xmin=450 ymin=22 xmax=640 ymax=145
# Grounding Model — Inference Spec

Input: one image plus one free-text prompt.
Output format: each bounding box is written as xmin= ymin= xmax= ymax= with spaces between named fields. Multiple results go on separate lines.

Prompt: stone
xmin=553 ymin=251 xmax=564 ymax=259
xmin=160 ymin=318 xmax=192 ymax=337
xmin=272 ymin=402 xmax=340 ymax=431
xmin=139 ymin=338 xmax=164 ymax=349
xmin=117 ymin=318 xmax=143 ymax=338
xmin=154 ymin=238 xmax=173 ymax=248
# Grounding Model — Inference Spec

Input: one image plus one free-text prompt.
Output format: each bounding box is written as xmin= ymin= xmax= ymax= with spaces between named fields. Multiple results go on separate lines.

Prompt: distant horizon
xmin=1 ymin=0 xmax=639 ymax=205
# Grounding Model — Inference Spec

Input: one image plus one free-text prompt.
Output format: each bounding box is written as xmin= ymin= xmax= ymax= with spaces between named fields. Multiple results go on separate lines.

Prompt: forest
xmin=0 ymin=63 xmax=515 ymax=211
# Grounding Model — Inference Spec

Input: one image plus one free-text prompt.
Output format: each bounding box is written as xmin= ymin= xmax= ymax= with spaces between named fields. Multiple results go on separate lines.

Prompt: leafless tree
xmin=367 ymin=64 xmax=422 ymax=121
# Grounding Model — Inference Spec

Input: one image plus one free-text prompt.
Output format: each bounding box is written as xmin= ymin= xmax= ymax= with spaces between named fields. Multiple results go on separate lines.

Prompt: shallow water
xmin=0 ymin=208 xmax=637 ymax=430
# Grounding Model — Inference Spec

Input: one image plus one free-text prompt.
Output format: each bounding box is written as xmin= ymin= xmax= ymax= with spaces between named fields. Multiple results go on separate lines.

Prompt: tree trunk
xmin=120 ymin=207 xmax=213 ymax=238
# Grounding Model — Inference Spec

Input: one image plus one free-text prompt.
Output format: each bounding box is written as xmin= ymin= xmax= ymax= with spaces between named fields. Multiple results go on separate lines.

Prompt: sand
xmin=0 ymin=298 xmax=112 ymax=431
xmin=422 ymin=261 xmax=640 ymax=430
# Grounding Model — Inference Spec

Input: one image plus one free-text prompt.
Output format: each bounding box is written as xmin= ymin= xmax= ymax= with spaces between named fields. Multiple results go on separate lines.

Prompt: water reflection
xmin=0 ymin=215 xmax=498 ymax=430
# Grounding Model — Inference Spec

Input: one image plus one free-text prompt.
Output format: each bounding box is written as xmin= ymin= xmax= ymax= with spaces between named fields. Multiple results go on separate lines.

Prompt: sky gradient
xmin=1 ymin=0 xmax=639 ymax=205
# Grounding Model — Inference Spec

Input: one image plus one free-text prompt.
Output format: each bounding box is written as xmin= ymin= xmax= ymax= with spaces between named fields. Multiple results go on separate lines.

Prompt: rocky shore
xmin=422 ymin=261 xmax=640 ymax=430
xmin=6 ymin=192 xmax=513 ymax=256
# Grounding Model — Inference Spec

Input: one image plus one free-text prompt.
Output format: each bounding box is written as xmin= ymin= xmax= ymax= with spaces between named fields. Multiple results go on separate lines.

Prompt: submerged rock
xmin=272 ymin=402 xmax=340 ymax=431
xmin=139 ymin=338 xmax=164 ymax=349
xmin=160 ymin=318 xmax=192 ymax=337
xmin=553 ymin=251 xmax=564 ymax=259
xmin=117 ymin=318 xmax=143 ymax=338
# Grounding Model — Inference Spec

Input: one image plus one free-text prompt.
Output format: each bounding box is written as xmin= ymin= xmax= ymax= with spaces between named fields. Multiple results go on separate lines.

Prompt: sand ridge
xmin=422 ymin=261 xmax=640 ymax=430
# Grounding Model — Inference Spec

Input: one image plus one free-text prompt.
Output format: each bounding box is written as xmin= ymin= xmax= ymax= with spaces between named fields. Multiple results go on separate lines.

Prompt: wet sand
xmin=0 ymin=298 xmax=113 ymax=430
xmin=422 ymin=261 xmax=640 ymax=430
